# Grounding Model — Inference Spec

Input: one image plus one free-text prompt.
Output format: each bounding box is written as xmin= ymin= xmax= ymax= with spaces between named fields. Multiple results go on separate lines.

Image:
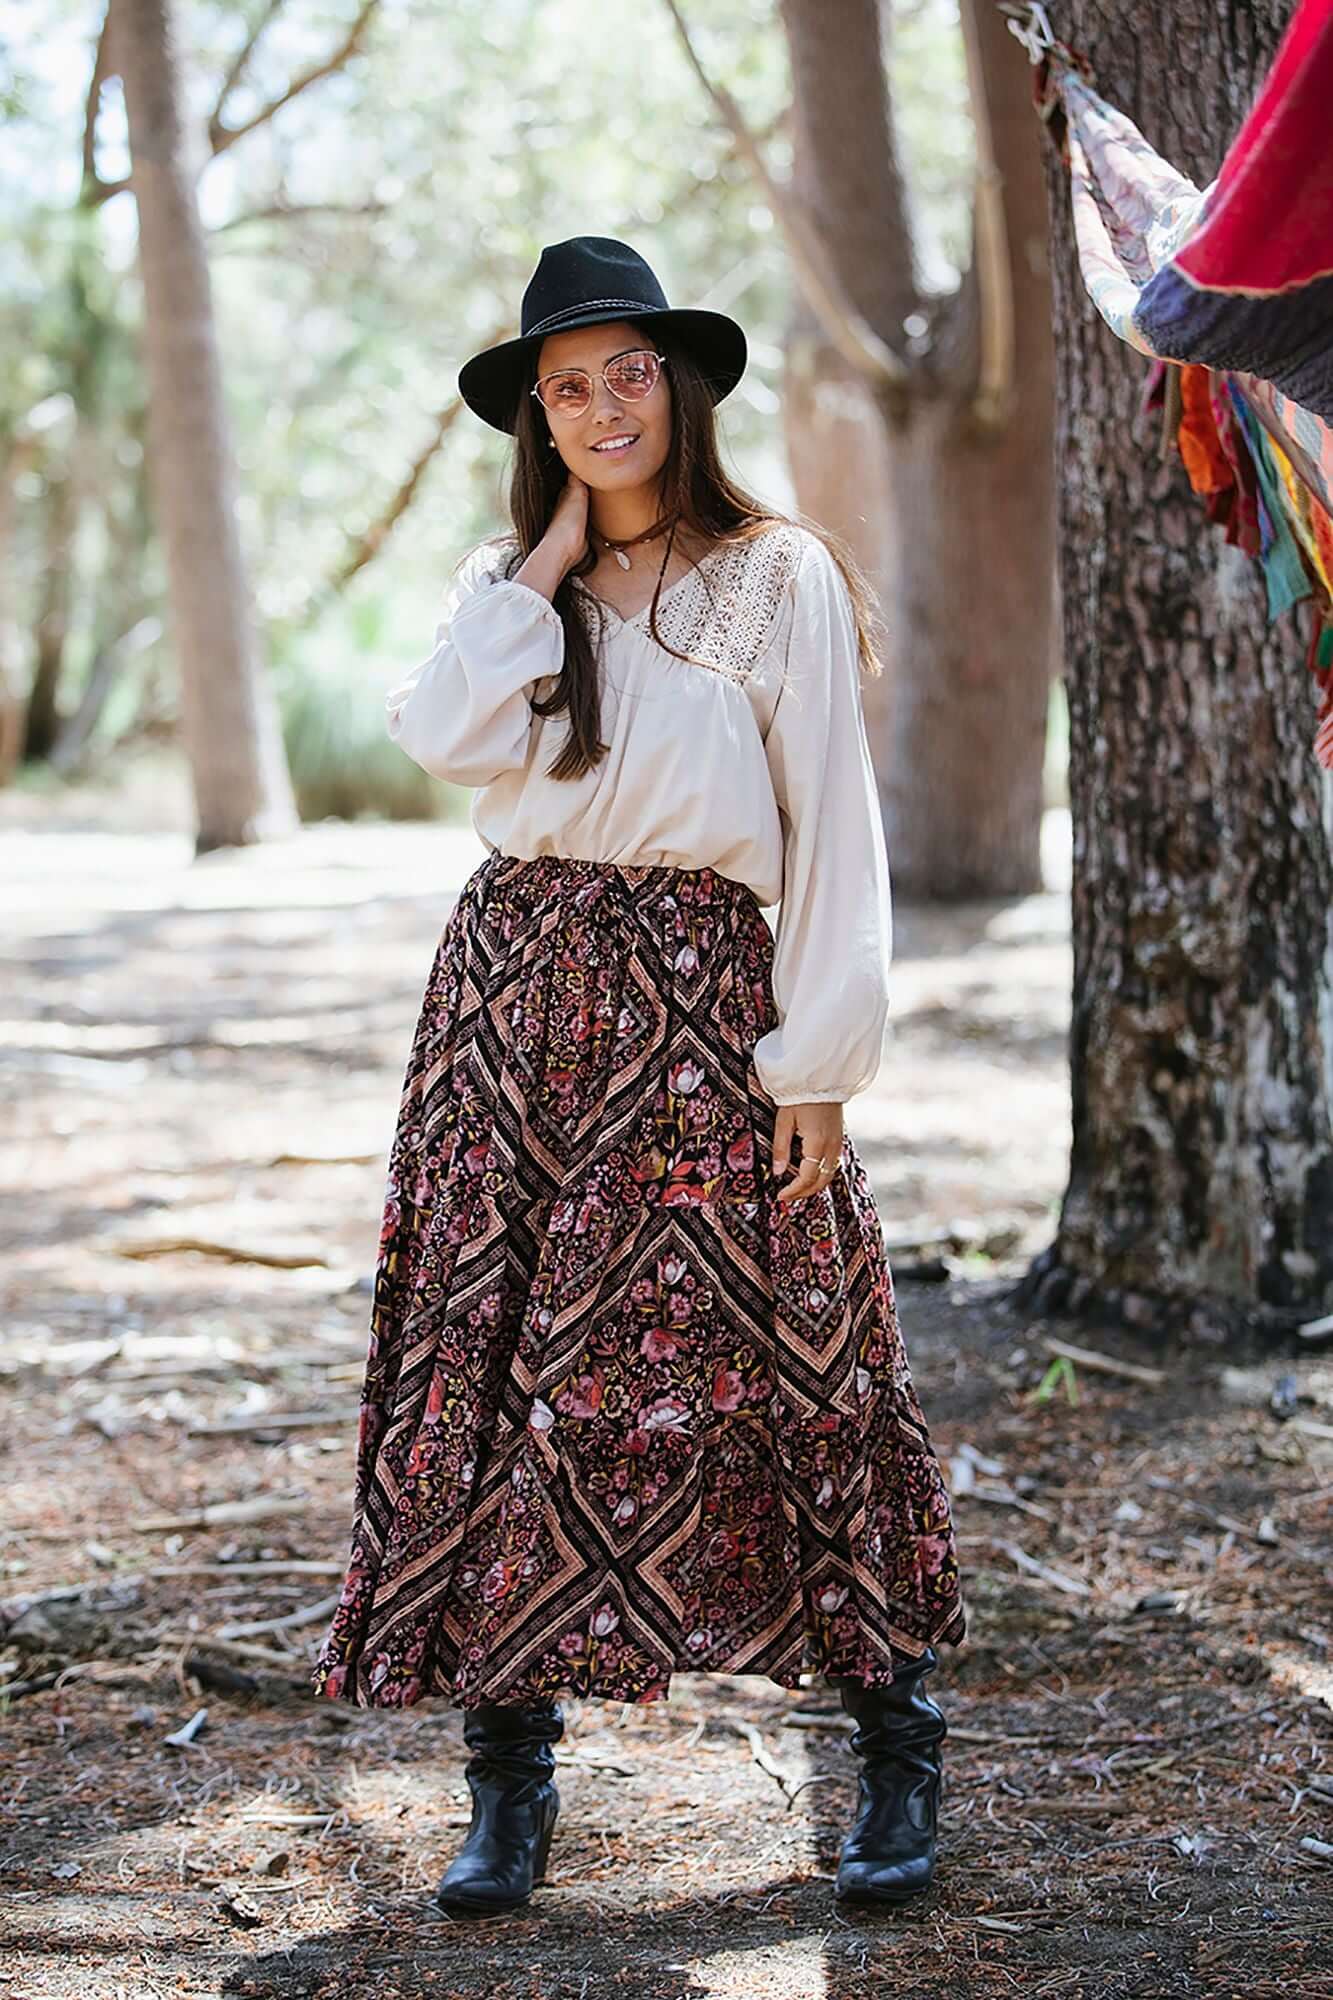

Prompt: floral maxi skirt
xmin=311 ymin=851 xmax=967 ymax=1710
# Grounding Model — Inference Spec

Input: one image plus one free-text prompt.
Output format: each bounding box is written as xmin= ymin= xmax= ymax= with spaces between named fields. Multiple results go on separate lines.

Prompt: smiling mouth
xmin=590 ymin=434 xmax=641 ymax=455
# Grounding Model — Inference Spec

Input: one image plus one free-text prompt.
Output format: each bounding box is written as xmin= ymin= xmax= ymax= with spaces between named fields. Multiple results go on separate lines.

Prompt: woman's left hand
xmin=772 ymin=1101 xmax=845 ymax=1204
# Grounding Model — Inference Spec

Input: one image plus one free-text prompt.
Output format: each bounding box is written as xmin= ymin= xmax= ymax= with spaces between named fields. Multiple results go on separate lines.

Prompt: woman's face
xmin=535 ymin=319 xmax=673 ymax=493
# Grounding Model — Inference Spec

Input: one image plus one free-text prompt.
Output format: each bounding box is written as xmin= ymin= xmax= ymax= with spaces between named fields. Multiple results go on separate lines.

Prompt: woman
xmin=312 ymin=235 xmax=966 ymax=1917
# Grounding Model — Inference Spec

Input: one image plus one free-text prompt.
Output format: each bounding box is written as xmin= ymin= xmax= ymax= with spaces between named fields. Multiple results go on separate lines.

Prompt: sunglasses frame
xmin=529 ymin=347 xmax=669 ymax=419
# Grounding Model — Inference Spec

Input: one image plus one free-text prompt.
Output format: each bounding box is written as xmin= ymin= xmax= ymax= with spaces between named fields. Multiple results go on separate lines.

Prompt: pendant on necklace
xmin=613 ymin=549 xmax=632 ymax=570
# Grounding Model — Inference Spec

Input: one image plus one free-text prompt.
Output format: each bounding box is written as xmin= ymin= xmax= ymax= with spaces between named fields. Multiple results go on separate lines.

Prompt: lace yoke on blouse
xmin=561 ymin=522 xmax=809 ymax=687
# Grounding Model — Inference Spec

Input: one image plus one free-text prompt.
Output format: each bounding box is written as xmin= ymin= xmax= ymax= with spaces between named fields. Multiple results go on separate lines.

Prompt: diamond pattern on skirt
xmin=311 ymin=851 xmax=966 ymax=1710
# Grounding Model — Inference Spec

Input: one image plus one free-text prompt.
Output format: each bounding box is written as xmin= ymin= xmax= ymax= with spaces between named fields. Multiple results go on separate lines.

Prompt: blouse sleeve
xmin=752 ymin=534 xmax=893 ymax=1108
xmin=385 ymin=541 xmax=565 ymax=786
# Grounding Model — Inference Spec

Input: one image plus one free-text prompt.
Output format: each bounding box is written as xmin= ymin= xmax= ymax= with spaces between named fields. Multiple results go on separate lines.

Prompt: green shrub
xmin=275 ymin=593 xmax=467 ymax=824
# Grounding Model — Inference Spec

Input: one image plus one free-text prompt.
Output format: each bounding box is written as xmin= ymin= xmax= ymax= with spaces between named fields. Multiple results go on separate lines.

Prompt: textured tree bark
xmin=113 ymin=0 xmax=296 ymax=851
xmin=1022 ymin=0 xmax=1333 ymax=1337
xmin=780 ymin=0 xmax=1055 ymax=899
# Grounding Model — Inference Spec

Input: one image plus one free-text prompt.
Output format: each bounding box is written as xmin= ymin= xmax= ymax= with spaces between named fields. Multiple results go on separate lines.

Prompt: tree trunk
xmin=780 ymin=0 xmax=909 ymax=682
xmin=112 ymin=0 xmax=296 ymax=851
xmin=51 ymin=419 xmax=153 ymax=775
xmin=1027 ymin=0 xmax=1333 ymax=1337
xmin=780 ymin=0 xmax=1056 ymax=900
xmin=781 ymin=318 xmax=896 ymax=643
xmin=0 ymin=430 xmax=37 ymax=784
xmin=23 ymin=459 xmax=79 ymax=761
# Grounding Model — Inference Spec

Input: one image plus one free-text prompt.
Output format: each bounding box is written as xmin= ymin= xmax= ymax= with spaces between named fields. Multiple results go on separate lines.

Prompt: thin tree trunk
xmin=51 ymin=423 xmax=153 ymax=774
xmin=112 ymin=0 xmax=296 ymax=851
xmin=0 ymin=430 xmax=36 ymax=784
xmin=1023 ymin=0 xmax=1333 ymax=1337
xmin=23 ymin=459 xmax=79 ymax=761
xmin=780 ymin=0 xmax=1055 ymax=900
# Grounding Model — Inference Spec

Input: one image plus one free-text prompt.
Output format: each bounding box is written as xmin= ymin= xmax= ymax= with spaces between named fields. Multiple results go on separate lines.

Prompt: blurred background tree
xmin=770 ymin=0 xmax=1056 ymax=898
xmin=113 ymin=0 xmax=300 ymax=849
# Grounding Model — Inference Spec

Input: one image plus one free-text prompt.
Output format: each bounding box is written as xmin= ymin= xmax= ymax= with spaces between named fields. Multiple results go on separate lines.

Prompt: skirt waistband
xmin=479 ymin=848 xmax=760 ymax=902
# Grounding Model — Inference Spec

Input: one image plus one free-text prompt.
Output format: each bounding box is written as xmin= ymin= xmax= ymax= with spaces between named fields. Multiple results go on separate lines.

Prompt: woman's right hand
xmin=545 ymin=471 xmax=591 ymax=573
xmin=513 ymin=475 xmax=591 ymax=605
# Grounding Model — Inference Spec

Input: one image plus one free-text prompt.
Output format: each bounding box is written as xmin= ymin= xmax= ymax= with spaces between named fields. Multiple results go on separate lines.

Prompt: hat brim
xmin=457 ymin=307 xmax=748 ymax=435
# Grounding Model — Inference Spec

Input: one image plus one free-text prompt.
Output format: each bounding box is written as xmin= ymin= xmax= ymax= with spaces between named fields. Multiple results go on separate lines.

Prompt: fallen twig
xmin=0 ymin=1670 xmax=62 ymax=1703
xmin=1041 ymin=1337 xmax=1166 ymax=1387
xmin=1179 ymin=1497 xmax=1326 ymax=1568
xmin=934 ymin=1701 xmax=1283 ymax=1756
xmin=784 ymin=1773 xmax=846 ymax=1805
xmin=113 ymin=1236 xmax=335 ymax=1269
xmin=554 ymin=1748 xmax=637 ymax=1778
xmin=1009 ymin=1796 xmax=1133 ymax=1814
xmin=236 ymin=1809 xmax=344 ymax=1830
xmin=158 ymin=1632 xmax=306 ymax=1669
xmin=0 ymin=1578 xmax=142 ymax=1644
xmin=943 ymin=1725 xmax=1056 ymax=1745
xmin=983 ymin=1537 xmax=1094 ymax=1597
xmin=103 ymin=1344 xmax=365 ymax=1386
xmin=130 ymin=1497 xmax=310 ymax=1532
xmin=163 ymin=1705 xmax=209 ymax=1747
xmin=67 ymin=1339 xmax=126 ymax=1380
xmin=1 ymin=1577 xmax=140 ymax=1618
xmin=967 ymin=1483 xmax=1057 ymax=1522
xmin=214 ymin=1592 xmax=339 ymax=1641
xmin=187 ymin=1408 xmax=358 ymax=1438
xmin=269 ymin=1150 xmax=380 ymax=1168
xmin=152 ymin=1560 xmax=342 ymax=1579
xmin=717 ymin=1717 xmax=803 ymax=1804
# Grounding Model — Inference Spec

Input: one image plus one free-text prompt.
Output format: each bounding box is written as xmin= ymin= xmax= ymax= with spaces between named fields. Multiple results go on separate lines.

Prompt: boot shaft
xmin=462 ymin=1698 xmax=565 ymax=1791
xmin=832 ymin=1650 xmax=947 ymax=1764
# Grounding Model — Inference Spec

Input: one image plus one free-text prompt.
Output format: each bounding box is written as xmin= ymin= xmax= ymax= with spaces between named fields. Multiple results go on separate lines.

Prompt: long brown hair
xmin=473 ymin=316 xmax=884 ymax=783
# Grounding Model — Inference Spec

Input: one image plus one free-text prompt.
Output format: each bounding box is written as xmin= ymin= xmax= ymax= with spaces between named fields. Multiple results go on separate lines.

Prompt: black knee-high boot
xmin=435 ymin=1699 xmax=564 ymax=1916
xmin=830 ymin=1649 xmax=947 ymax=1904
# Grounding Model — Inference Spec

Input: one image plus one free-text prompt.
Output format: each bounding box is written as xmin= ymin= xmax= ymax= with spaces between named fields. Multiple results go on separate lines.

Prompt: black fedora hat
xmin=457 ymin=235 xmax=748 ymax=435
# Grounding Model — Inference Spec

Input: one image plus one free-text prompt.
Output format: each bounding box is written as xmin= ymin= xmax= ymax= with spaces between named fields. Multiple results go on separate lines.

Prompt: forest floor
xmin=2 ymin=757 xmax=1331 ymax=2000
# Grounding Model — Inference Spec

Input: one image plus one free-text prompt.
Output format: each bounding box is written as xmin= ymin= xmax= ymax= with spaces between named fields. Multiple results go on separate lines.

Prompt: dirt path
xmin=2 ymin=770 xmax=1330 ymax=1997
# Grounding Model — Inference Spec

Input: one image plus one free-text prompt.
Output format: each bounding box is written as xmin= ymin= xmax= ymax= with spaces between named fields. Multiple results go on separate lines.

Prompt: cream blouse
xmin=384 ymin=519 xmax=892 ymax=1107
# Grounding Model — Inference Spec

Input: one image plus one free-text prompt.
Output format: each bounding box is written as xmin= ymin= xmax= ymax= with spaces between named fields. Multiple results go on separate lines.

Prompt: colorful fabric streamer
xmin=1133 ymin=0 xmax=1333 ymax=420
xmin=1239 ymin=376 xmax=1333 ymax=519
xmin=1057 ymin=0 xmax=1333 ymax=416
xmin=1041 ymin=0 xmax=1333 ymax=767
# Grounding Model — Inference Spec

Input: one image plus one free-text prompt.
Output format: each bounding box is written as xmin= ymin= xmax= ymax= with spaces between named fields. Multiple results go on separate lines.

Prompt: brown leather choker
xmin=596 ymin=517 xmax=678 ymax=572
